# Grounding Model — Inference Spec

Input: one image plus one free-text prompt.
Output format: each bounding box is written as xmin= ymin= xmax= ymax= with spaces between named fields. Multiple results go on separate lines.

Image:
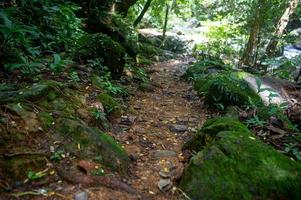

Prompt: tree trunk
xmin=133 ymin=0 xmax=152 ymax=27
xmin=266 ymin=0 xmax=299 ymax=56
xmin=240 ymin=0 xmax=268 ymax=67
xmin=162 ymin=4 xmax=170 ymax=40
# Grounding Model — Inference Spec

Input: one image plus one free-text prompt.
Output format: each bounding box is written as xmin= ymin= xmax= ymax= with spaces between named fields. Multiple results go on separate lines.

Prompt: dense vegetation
xmin=1 ymin=0 xmax=301 ymax=199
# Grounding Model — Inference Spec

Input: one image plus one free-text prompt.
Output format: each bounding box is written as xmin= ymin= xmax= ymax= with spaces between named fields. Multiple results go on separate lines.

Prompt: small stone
xmin=74 ymin=191 xmax=88 ymax=200
xmin=169 ymin=124 xmax=188 ymax=133
xmin=159 ymin=171 xmax=171 ymax=178
xmin=50 ymin=146 xmax=55 ymax=153
xmin=120 ymin=115 xmax=136 ymax=126
xmin=158 ymin=179 xmax=172 ymax=192
xmin=151 ymin=150 xmax=177 ymax=159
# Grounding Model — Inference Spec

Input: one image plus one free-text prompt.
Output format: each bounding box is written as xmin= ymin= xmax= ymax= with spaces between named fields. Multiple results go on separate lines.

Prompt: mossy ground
xmin=180 ymin=117 xmax=301 ymax=200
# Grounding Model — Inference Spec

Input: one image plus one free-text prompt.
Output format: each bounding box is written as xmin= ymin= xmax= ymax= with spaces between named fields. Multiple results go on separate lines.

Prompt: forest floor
xmin=86 ymin=57 xmax=208 ymax=200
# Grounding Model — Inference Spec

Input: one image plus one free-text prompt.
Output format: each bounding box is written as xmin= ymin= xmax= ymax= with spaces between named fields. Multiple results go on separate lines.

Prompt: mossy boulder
xmin=77 ymin=33 xmax=126 ymax=79
xmin=194 ymin=72 xmax=262 ymax=108
xmin=183 ymin=117 xmax=249 ymax=152
xmin=0 ymin=80 xmax=62 ymax=103
xmin=56 ymin=118 xmax=129 ymax=173
xmin=6 ymin=103 xmax=40 ymax=132
xmin=185 ymin=57 xmax=230 ymax=80
xmin=180 ymin=117 xmax=301 ymax=200
xmin=97 ymin=93 xmax=122 ymax=119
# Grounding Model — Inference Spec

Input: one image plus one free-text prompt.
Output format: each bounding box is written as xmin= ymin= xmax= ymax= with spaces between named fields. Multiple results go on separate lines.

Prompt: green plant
xmin=246 ymin=115 xmax=267 ymax=127
xmin=50 ymin=150 xmax=65 ymax=161
xmin=284 ymin=143 xmax=301 ymax=161
xmin=27 ymin=169 xmax=47 ymax=181
xmin=98 ymin=74 xmax=129 ymax=96
xmin=91 ymin=168 xmax=105 ymax=176
xmin=91 ymin=109 xmax=106 ymax=120
xmin=4 ymin=56 xmax=42 ymax=73
xmin=49 ymin=54 xmax=72 ymax=72
xmin=69 ymin=71 xmax=80 ymax=82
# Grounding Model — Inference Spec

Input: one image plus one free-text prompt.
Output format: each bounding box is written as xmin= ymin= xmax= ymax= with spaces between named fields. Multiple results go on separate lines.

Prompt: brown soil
xmin=87 ymin=58 xmax=207 ymax=200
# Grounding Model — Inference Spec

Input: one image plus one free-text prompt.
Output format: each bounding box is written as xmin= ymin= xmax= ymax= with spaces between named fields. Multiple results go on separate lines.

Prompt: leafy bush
xmin=0 ymin=1 xmax=83 ymax=73
xmin=194 ymin=72 xmax=261 ymax=109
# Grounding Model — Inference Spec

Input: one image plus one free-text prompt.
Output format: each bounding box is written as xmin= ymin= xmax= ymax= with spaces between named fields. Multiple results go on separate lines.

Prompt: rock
xmin=138 ymin=83 xmax=156 ymax=92
xmin=6 ymin=103 xmax=40 ymax=132
xmin=169 ymin=124 xmax=188 ymax=133
xmin=159 ymin=171 xmax=171 ymax=179
xmin=120 ymin=115 xmax=136 ymax=126
xmin=56 ymin=118 xmax=130 ymax=174
xmin=74 ymin=191 xmax=88 ymax=200
xmin=151 ymin=150 xmax=177 ymax=159
xmin=91 ymin=101 xmax=104 ymax=112
xmin=97 ymin=93 xmax=122 ymax=120
xmin=158 ymin=179 xmax=172 ymax=192
xmin=180 ymin=117 xmax=301 ymax=200
xmin=0 ymin=80 xmax=62 ymax=103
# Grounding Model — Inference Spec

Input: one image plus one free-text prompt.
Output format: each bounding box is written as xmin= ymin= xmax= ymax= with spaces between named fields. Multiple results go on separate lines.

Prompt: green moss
xmin=185 ymin=57 xmax=230 ymax=80
xmin=183 ymin=117 xmax=249 ymax=152
xmin=38 ymin=112 xmax=54 ymax=129
xmin=180 ymin=117 xmax=301 ymax=200
xmin=0 ymin=80 xmax=62 ymax=103
xmin=97 ymin=93 xmax=122 ymax=117
xmin=56 ymin=118 xmax=129 ymax=173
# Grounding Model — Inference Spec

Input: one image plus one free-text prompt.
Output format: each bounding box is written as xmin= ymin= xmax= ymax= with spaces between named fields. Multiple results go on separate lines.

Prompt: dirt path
xmin=95 ymin=58 xmax=207 ymax=200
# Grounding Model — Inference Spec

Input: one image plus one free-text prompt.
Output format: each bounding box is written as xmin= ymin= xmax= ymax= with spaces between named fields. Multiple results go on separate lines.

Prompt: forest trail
xmin=88 ymin=57 xmax=207 ymax=200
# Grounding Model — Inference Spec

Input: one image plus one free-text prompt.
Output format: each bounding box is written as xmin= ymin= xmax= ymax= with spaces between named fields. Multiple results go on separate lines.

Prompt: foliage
xmin=50 ymin=150 xmax=65 ymax=161
xmin=0 ymin=1 xmax=83 ymax=73
xmin=27 ymin=169 xmax=47 ymax=181
xmin=180 ymin=117 xmax=301 ymax=200
xmin=194 ymin=72 xmax=261 ymax=108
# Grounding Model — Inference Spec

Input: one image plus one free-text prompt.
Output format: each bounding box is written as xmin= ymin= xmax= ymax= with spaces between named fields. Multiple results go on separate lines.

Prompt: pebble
xmin=169 ymin=124 xmax=188 ymax=133
xmin=158 ymin=179 xmax=172 ymax=192
xmin=74 ymin=191 xmax=88 ymax=200
xmin=159 ymin=171 xmax=171 ymax=178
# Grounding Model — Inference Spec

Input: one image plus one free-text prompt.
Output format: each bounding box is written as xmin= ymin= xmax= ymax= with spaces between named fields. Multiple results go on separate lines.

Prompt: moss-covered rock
xmin=56 ymin=118 xmax=130 ymax=173
xmin=180 ymin=117 xmax=301 ymax=200
xmin=97 ymin=93 xmax=122 ymax=119
xmin=0 ymin=80 xmax=62 ymax=103
xmin=138 ymin=82 xmax=155 ymax=92
xmin=183 ymin=117 xmax=249 ymax=152
xmin=194 ymin=72 xmax=262 ymax=108
xmin=185 ymin=57 xmax=230 ymax=80
xmin=6 ymin=103 xmax=40 ymax=132
xmin=77 ymin=33 xmax=126 ymax=79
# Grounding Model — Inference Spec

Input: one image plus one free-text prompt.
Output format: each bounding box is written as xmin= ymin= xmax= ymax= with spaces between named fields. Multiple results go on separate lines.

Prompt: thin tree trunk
xmin=266 ymin=0 xmax=299 ymax=56
xmin=240 ymin=0 xmax=268 ymax=67
xmin=133 ymin=0 xmax=152 ymax=27
xmin=162 ymin=4 xmax=170 ymax=40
